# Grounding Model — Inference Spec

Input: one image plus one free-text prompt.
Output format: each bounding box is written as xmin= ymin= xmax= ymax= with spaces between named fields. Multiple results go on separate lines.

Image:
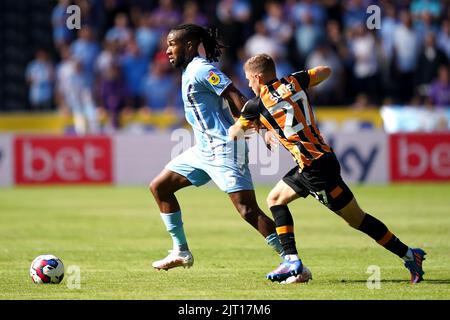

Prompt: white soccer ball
xmin=30 ymin=254 xmax=64 ymax=284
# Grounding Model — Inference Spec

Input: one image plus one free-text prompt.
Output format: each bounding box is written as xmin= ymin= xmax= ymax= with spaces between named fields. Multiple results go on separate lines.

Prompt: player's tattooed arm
xmin=308 ymin=66 xmax=331 ymax=87
xmin=221 ymin=84 xmax=248 ymax=118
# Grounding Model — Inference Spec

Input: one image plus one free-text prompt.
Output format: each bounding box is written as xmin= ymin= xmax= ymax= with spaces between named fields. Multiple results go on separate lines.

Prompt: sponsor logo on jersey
xmin=207 ymin=71 xmax=220 ymax=85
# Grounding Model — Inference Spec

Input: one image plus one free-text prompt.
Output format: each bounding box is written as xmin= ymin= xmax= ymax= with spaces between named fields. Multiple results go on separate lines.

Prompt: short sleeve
xmin=198 ymin=65 xmax=232 ymax=96
xmin=291 ymin=70 xmax=310 ymax=89
xmin=241 ymin=97 xmax=261 ymax=121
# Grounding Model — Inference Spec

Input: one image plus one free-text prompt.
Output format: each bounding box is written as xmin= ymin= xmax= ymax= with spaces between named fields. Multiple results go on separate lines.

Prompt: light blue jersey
xmin=181 ymin=56 xmax=235 ymax=153
xmin=166 ymin=56 xmax=253 ymax=193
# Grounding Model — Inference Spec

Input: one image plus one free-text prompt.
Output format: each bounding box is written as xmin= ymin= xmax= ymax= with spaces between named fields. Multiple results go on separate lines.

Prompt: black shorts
xmin=282 ymin=152 xmax=354 ymax=211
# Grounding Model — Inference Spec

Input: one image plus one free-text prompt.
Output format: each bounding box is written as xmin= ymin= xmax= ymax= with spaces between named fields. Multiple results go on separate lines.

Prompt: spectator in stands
xmin=75 ymin=0 xmax=99 ymax=28
xmin=392 ymin=10 xmax=420 ymax=103
xmin=29 ymin=0 xmax=450 ymax=131
xmin=151 ymin=0 xmax=182 ymax=34
xmin=95 ymin=40 xmax=120 ymax=78
xmin=105 ymin=13 xmax=133 ymax=51
xmin=98 ymin=64 xmax=129 ymax=131
xmin=135 ymin=13 xmax=160 ymax=60
xmin=182 ymin=0 xmax=208 ymax=26
xmin=233 ymin=47 xmax=254 ymax=99
xmin=326 ymin=19 xmax=353 ymax=104
xmin=377 ymin=3 xmax=398 ymax=101
xmin=263 ymin=1 xmax=293 ymax=45
xmin=52 ymin=0 xmax=73 ymax=49
xmin=138 ymin=52 xmax=184 ymax=131
xmin=216 ymin=0 xmax=251 ymax=24
xmin=216 ymin=0 xmax=251 ymax=62
xmin=414 ymin=11 xmax=439 ymax=42
xmin=326 ymin=19 xmax=344 ymax=52
xmin=294 ymin=11 xmax=324 ymax=63
xmin=379 ymin=3 xmax=397 ymax=62
xmin=140 ymin=55 xmax=178 ymax=113
xmin=289 ymin=0 xmax=327 ymax=27
xmin=25 ymin=49 xmax=55 ymax=111
xmin=244 ymin=20 xmax=285 ymax=59
xmin=55 ymin=45 xmax=75 ymax=112
xmin=428 ymin=65 xmax=450 ymax=107
xmin=121 ymin=40 xmax=148 ymax=110
xmin=326 ymin=20 xmax=352 ymax=73
xmin=410 ymin=0 xmax=442 ymax=22
xmin=342 ymin=0 xmax=367 ymax=29
xmin=415 ymin=32 xmax=449 ymax=96
xmin=437 ymin=19 xmax=450 ymax=60
xmin=305 ymin=42 xmax=344 ymax=105
xmin=321 ymin=0 xmax=342 ymax=25
xmin=71 ymin=26 xmax=100 ymax=87
xmin=257 ymin=1 xmax=296 ymax=73
xmin=349 ymin=24 xmax=381 ymax=104
xmin=65 ymin=60 xmax=98 ymax=134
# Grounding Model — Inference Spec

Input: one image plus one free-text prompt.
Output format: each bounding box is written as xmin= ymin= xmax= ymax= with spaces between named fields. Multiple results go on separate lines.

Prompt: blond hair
xmin=244 ymin=54 xmax=276 ymax=77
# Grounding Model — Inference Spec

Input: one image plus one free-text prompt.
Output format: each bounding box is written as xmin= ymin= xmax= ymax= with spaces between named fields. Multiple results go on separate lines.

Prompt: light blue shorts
xmin=165 ymin=143 xmax=254 ymax=193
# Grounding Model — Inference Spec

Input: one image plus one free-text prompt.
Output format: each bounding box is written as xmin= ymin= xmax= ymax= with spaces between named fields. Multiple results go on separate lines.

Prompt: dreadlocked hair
xmin=171 ymin=24 xmax=227 ymax=62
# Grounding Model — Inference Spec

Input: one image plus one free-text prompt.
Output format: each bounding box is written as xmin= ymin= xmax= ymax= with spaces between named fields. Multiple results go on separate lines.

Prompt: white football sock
xmin=284 ymin=254 xmax=299 ymax=262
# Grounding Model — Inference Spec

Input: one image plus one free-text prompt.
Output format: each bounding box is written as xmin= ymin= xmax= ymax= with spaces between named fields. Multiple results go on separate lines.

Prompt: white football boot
xmin=152 ymin=250 xmax=194 ymax=271
xmin=281 ymin=265 xmax=313 ymax=284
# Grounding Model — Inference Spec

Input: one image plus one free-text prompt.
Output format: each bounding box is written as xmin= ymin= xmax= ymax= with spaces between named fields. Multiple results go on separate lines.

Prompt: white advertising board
xmin=323 ymin=130 xmax=389 ymax=184
xmin=113 ymin=130 xmax=388 ymax=186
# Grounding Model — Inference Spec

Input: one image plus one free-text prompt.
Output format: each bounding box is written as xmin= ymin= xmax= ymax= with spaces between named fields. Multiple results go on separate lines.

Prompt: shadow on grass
xmin=339 ymin=279 xmax=450 ymax=284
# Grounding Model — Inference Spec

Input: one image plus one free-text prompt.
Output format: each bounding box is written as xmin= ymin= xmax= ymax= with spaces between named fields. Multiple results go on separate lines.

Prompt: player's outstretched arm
xmin=221 ymin=84 xmax=248 ymax=119
xmin=308 ymin=66 xmax=331 ymax=87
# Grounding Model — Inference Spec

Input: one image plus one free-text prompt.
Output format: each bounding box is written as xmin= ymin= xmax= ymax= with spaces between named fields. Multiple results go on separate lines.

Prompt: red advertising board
xmin=14 ymin=136 xmax=112 ymax=184
xmin=390 ymin=133 xmax=450 ymax=181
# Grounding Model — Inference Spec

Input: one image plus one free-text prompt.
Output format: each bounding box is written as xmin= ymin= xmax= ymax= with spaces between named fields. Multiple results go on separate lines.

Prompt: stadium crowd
xmin=25 ymin=0 xmax=450 ymax=132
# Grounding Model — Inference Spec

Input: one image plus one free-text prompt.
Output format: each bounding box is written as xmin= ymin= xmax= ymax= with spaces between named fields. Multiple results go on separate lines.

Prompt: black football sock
xmin=270 ymin=205 xmax=297 ymax=255
xmin=357 ymin=213 xmax=409 ymax=258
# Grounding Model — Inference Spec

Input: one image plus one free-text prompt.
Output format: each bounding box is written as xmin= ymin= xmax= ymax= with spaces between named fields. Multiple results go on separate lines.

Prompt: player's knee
xmin=149 ymin=180 xmax=157 ymax=197
xmin=149 ymin=178 xmax=164 ymax=199
xmin=266 ymin=191 xmax=284 ymax=207
xmin=266 ymin=194 xmax=277 ymax=207
xmin=236 ymin=203 xmax=256 ymax=221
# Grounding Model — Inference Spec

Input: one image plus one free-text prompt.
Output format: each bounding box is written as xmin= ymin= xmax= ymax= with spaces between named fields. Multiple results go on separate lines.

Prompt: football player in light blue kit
xmin=150 ymin=24 xmax=284 ymax=271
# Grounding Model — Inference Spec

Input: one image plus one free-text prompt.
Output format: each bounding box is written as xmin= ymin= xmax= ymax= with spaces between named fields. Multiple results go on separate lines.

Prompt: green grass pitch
xmin=0 ymin=184 xmax=449 ymax=300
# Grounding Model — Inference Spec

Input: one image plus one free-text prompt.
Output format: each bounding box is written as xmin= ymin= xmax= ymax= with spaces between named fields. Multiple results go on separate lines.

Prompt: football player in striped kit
xmin=229 ymin=53 xmax=426 ymax=284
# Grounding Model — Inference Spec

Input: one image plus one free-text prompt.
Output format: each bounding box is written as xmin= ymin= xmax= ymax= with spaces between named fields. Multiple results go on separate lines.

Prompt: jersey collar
xmin=265 ymin=78 xmax=279 ymax=86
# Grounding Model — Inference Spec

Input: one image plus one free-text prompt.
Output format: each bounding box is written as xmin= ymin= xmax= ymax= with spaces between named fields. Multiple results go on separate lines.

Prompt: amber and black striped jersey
xmin=240 ymin=70 xmax=332 ymax=170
